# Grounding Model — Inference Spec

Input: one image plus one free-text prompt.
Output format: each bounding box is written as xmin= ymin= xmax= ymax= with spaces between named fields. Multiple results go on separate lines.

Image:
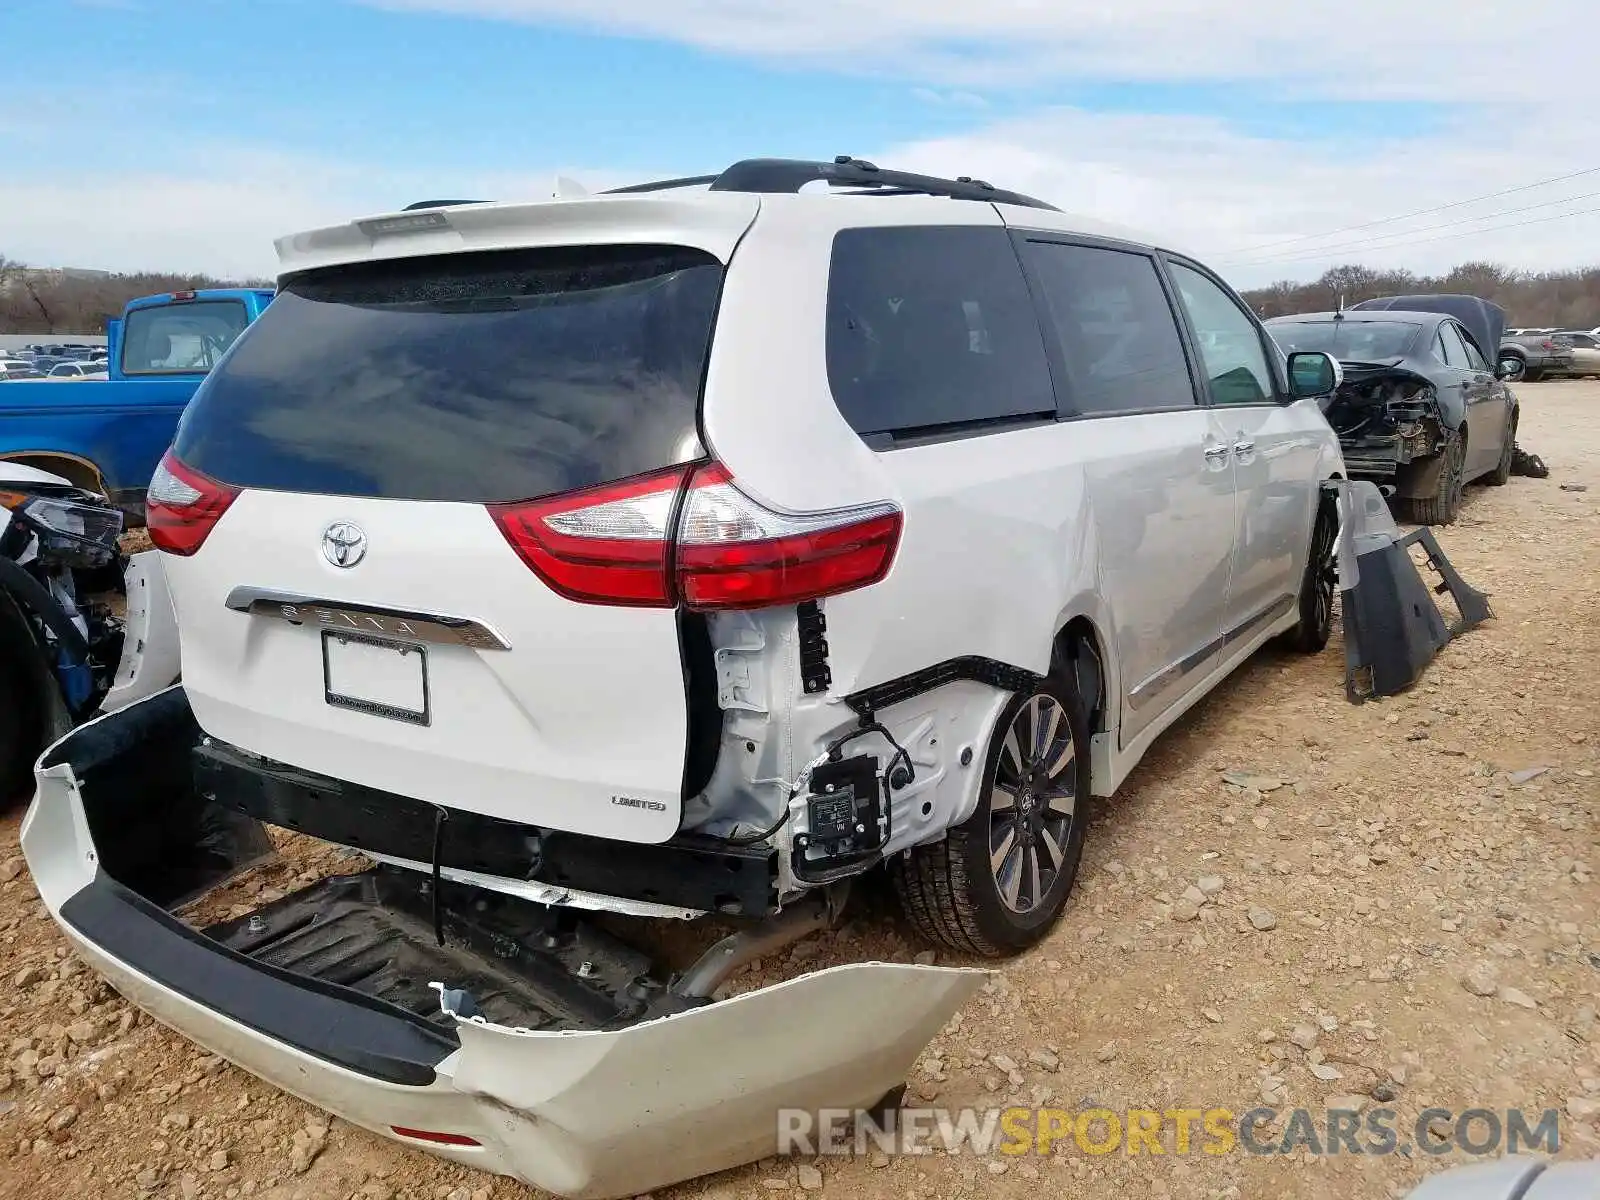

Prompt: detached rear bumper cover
xmin=21 ymin=691 xmax=987 ymax=1200
xmin=1336 ymin=480 xmax=1492 ymax=701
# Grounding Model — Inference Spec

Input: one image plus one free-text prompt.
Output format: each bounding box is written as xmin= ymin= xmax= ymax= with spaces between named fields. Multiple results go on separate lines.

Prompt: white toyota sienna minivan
xmin=145 ymin=156 xmax=1345 ymax=954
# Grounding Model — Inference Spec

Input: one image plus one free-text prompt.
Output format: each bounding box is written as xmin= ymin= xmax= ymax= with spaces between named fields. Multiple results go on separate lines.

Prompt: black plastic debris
xmin=1510 ymin=445 xmax=1549 ymax=478
xmin=1336 ymin=480 xmax=1493 ymax=702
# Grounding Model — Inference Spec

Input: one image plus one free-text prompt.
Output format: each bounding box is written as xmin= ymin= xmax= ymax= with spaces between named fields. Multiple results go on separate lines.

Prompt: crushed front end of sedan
xmin=1267 ymin=294 xmax=1519 ymax=525
xmin=1322 ymin=359 xmax=1449 ymax=481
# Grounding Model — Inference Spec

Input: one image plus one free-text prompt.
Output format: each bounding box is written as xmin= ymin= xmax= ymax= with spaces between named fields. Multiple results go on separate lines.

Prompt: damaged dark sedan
xmin=1266 ymin=295 xmax=1519 ymax=525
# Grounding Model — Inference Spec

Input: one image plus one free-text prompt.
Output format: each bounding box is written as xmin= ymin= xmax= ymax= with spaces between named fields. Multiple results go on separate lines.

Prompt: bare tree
xmin=0 ymin=257 xmax=273 ymax=334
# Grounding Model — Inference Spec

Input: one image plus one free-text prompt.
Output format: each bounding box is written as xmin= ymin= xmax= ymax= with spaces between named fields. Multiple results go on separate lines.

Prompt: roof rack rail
xmin=401 ymin=199 xmax=490 ymax=211
xmin=600 ymin=174 xmax=721 ymax=195
xmin=600 ymin=156 xmax=1059 ymax=211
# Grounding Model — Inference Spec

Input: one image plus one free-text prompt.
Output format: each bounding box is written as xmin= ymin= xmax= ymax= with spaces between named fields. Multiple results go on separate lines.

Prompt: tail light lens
xmin=675 ymin=463 xmax=900 ymax=609
xmin=147 ymin=450 xmax=239 ymax=556
xmin=490 ymin=465 xmax=688 ymax=607
xmin=490 ymin=461 xmax=902 ymax=611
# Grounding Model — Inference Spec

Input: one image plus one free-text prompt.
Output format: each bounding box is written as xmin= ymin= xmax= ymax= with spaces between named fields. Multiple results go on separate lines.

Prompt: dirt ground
xmin=0 ymin=382 xmax=1595 ymax=1200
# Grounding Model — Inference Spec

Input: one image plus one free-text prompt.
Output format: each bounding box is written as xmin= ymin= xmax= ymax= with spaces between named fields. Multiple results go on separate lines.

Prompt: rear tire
xmin=891 ymin=676 xmax=1089 ymax=958
xmin=1486 ymin=409 xmax=1517 ymax=487
xmin=1281 ymin=492 xmax=1336 ymax=654
xmin=1404 ymin=429 xmax=1465 ymax=526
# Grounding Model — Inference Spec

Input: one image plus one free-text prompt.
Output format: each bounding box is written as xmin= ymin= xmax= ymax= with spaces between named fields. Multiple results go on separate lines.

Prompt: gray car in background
xmin=1555 ymin=330 xmax=1600 ymax=376
xmin=1500 ymin=330 xmax=1576 ymax=381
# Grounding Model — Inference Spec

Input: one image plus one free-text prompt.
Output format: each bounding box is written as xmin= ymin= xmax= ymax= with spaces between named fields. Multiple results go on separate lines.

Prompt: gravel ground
xmin=0 ymin=382 xmax=1596 ymax=1200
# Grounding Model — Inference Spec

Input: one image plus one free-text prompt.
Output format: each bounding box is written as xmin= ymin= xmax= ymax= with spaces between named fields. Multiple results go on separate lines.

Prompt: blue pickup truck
xmin=0 ymin=287 xmax=275 ymax=520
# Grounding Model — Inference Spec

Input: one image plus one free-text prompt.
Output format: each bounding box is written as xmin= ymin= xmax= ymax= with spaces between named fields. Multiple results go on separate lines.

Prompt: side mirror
xmin=1494 ymin=360 xmax=1520 ymax=381
xmin=1287 ymin=350 xmax=1342 ymax=398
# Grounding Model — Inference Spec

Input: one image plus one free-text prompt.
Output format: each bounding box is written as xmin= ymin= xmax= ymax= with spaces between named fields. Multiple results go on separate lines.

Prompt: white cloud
xmin=363 ymin=0 xmax=1588 ymax=103
xmin=12 ymin=112 xmax=1600 ymax=288
xmin=0 ymin=148 xmax=641 ymax=277
xmin=9 ymin=1 xmax=1599 ymax=287
xmin=872 ymin=108 xmax=1600 ymax=287
xmin=912 ymin=88 xmax=988 ymax=109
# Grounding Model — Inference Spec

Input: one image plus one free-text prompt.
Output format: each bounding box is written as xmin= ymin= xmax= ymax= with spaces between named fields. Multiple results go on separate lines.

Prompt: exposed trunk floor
xmin=201 ymin=867 xmax=669 ymax=1032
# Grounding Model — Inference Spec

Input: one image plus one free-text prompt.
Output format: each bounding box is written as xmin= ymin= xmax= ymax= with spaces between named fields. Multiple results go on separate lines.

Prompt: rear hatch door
xmin=160 ymin=212 xmax=753 ymax=843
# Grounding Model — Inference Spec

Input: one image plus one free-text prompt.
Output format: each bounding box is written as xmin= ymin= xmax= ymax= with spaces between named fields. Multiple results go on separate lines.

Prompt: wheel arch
xmin=1050 ymin=614 xmax=1109 ymax=739
xmin=0 ymin=451 xmax=108 ymax=496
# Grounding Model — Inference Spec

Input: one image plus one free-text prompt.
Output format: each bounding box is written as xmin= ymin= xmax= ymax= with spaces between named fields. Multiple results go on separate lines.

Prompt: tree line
xmin=4 ymin=251 xmax=1599 ymax=334
xmin=0 ymin=254 xmax=271 ymax=334
xmin=1240 ymin=262 xmax=1600 ymax=328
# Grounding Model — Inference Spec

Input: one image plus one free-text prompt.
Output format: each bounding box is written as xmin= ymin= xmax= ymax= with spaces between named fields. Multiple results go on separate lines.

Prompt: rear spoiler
xmin=274 ymin=192 xmax=762 ymax=276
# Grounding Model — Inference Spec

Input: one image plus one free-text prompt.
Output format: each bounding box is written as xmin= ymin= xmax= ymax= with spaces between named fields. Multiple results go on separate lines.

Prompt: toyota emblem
xmin=322 ymin=521 xmax=367 ymax=568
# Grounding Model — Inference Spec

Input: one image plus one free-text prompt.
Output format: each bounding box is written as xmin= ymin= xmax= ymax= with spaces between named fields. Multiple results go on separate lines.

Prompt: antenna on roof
xmin=552 ymin=176 xmax=589 ymax=200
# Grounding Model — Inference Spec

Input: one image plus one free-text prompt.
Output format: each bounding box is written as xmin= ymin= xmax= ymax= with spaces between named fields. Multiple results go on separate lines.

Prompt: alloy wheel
xmin=988 ymin=693 xmax=1078 ymax=914
xmin=1310 ymin=508 xmax=1337 ymax=638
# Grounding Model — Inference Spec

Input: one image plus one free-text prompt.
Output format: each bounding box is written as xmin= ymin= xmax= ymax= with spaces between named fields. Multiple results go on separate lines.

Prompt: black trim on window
xmin=58 ymin=873 xmax=458 ymax=1086
xmin=856 ymin=412 xmax=1059 ymax=451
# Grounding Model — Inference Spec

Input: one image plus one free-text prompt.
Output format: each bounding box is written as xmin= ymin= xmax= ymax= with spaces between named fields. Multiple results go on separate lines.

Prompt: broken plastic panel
xmin=21 ymin=687 xmax=989 ymax=1199
xmin=100 ymin=550 xmax=182 ymax=715
xmin=1336 ymin=480 xmax=1493 ymax=701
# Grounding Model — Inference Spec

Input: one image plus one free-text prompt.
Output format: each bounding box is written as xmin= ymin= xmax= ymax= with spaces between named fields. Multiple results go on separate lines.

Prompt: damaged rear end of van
xmin=19 ymin=189 xmax=991 ymax=1198
xmin=23 ymin=686 xmax=985 ymax=1199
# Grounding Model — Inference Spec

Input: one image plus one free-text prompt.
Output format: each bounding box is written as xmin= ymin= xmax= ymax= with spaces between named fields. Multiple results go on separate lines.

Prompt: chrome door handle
xmin=1233 ymin=440 xmax=1255 ymax=454
xmin=1203 ymin=444 xmax=1231 ymax=460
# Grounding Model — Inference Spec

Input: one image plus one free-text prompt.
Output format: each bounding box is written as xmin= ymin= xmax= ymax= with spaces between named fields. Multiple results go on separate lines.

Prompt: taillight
xmin=490 ymin=465 xmax=688 ymax=607
xmin=146 ymin=449 xmax=239 ymax=556
xmin=490 ymin=462 xmax=902 ymax=611
xmin=675 ymin=463 xmax=901 ymax=609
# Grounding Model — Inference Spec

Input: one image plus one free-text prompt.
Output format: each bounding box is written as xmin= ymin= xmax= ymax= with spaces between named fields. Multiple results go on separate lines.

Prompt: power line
xmin=1218 ymin=164 xmax=1600 ymax=257
xmin=1225 ymin=203 xmax=1600 ymax=276
xmin=1220 ymin=187 xmax=1600 ymax=269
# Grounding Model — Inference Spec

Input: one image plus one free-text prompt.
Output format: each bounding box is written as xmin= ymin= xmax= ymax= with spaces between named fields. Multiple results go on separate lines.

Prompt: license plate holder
xmin=322 ymin=630 xmax=429 ymax=726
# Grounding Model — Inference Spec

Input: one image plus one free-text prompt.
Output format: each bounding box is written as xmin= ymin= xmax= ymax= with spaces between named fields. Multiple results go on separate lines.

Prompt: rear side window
xmin=122 ymin=300 xmax=249 ymax=375
xmin=1020 ymin=240 xmax=1195 ymax=415
xmin=174 ymin=245 xmax=723 ymax=504
xmin=1437 ymin=321 xmax=1469 ymax=367
xmin=825 ymin=226 xmax=1055 ymax=436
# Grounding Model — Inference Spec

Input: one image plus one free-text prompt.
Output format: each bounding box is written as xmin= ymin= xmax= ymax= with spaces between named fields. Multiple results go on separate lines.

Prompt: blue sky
xmin=2 ymin=0 xmax=1593 ymax=284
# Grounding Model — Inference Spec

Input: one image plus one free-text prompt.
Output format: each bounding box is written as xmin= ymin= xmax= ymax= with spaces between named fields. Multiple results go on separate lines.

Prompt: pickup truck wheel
xmin=1281 ymin=494 xmax=1337 ymax=654
xmin=1404 ymin=430 xmax=1465 ymax=526
xmin=1486 ymin=409 xmax=1517 ymax=487
xmin=891 ymin=677 xmax=1089 ymax=957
